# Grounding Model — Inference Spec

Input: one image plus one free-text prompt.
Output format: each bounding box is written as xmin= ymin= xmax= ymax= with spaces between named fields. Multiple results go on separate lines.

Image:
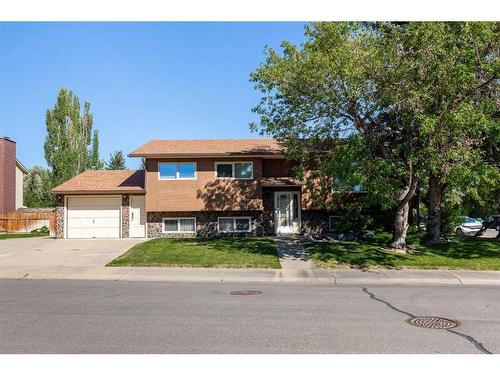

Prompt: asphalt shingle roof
xmin=49 ymin=170 xmax=145 ymax=194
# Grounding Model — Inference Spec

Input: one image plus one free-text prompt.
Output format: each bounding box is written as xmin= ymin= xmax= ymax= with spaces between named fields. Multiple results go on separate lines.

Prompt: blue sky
xmin=0 ymin=22 xmax=307 ymax=169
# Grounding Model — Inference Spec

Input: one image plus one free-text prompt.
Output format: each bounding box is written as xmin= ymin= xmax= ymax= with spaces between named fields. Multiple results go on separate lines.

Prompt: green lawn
xmin=0 ymin=232 xmax=47 ymax=240
xmin=108 ymin=237 xmax=281 ymax=268
xmin=306 ymin=231 xmax=500 ymax=270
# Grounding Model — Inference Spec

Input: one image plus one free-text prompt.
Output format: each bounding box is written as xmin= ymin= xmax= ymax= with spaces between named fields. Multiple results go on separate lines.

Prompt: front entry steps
xmin=274 ymin=236 xmax=315 ymax=270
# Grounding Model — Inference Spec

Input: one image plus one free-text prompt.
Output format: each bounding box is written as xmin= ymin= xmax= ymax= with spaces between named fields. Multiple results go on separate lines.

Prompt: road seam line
xmin=445 ymin=271 xmax=463 ymax=284
xmin=361 ymin=287 xmax=492 ymax=354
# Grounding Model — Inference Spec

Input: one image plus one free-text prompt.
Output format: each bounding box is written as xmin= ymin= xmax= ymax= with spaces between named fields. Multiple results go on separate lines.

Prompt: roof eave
xmin=16 ymin=159 xmax=29 ymax=174
xmin=49 ymin=189 xmax=145 ymax=195
xmin=128 ymin=153 xmax=285 ymax=159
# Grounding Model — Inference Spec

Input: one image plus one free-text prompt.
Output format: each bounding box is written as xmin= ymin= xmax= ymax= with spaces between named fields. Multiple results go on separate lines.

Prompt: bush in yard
xmin=337 ymin=203 xmax=375 ymax=234
xmin=31 ymin=226 xmax=49 ymax=236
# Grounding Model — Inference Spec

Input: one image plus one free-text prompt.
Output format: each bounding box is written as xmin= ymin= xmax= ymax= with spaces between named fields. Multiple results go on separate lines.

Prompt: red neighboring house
xmin=0 ymin=137 xmax=28 ymax=214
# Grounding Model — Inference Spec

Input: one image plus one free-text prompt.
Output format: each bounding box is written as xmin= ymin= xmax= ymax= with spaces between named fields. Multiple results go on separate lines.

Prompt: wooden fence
xmin=0 ymin=212 xmax=56 ymax=237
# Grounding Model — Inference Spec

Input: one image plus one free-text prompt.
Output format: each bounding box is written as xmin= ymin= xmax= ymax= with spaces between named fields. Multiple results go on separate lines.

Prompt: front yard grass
xmin=107 ymin=237 xmax=281 ymax=268
xmin=306 ymin=231 xmax=500 ymax=270
xmin=0 ymin=232 xmax=47 ymax=240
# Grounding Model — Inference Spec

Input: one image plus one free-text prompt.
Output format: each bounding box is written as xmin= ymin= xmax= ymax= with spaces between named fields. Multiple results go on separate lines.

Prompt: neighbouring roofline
xmin=16 ymin=159 xmax=29 ymax=174
xmin=0 ymin=136 xmax=16 ymax=143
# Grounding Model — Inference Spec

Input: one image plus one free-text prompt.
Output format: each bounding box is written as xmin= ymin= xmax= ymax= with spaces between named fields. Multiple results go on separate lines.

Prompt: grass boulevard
xmin=106 ymin=231 xmax=500 ymax=270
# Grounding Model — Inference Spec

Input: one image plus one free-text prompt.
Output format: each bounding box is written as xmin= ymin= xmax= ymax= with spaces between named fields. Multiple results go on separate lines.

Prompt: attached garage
xmin=50 ymin=170 xmax=146 ymax=239
xmin=66 ymin=196 xmax=121 ymax=239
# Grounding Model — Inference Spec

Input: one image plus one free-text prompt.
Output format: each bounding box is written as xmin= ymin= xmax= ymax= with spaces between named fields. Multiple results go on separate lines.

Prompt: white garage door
xmin=67 ymin=196 xmax=121 ymax=239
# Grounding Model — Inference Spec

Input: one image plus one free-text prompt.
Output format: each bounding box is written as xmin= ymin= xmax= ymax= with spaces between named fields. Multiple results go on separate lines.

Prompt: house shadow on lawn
xmin=306 ymin=234 xmax=500 ymax=269
xmin=307 ymin=241 xmax=408 ymax=269
xmin=417 ymin=237 xmax=500 ymax=260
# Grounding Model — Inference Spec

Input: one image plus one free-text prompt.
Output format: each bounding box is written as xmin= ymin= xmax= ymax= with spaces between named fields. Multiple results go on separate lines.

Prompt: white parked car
xmin=456 ymin=217 xmax=483 ymax=236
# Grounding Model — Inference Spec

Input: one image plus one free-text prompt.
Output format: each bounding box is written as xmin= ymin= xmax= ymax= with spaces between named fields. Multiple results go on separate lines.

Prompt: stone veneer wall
xmin=301 ymin=210 xmax=330 ymax=236
xmin=55 ymin=195 xmax=64 ymax=239
xmin=147 ymin=211 xmax=265 ymax=238
xmin=121 ymin=194 xmax=130 ymax=238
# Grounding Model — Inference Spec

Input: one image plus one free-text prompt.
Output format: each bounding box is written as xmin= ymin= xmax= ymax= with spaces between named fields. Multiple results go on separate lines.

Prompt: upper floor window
xmin=158 ymin=162 xmax=196 ymax=180
xmin=352 ymin=184 xmax=366 ymax=192
xmin=332 ymin=177 xmax=366 ymax=193
xmin=215 ymin=162 xmax=253 ymax=180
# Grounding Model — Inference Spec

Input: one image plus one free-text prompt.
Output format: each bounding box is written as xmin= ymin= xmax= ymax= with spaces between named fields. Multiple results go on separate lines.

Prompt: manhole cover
xmin=407 ymin=316 xmax=459 ymax=329
xmin=230 ymin=290 xmax=262 ymax=296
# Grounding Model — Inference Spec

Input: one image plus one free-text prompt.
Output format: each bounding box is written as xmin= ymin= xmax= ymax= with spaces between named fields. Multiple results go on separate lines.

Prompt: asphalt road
xmin=0 ymin=279 xmax=498 ymax=354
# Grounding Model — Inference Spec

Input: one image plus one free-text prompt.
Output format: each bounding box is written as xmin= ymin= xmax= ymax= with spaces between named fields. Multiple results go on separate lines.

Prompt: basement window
xmin=218 ymin=217 xmax=251 ymax=233
xmin=162 ymin=218 xmax=196 ymax=233
xmin=329 ymin=216 xmax=342 ymax=232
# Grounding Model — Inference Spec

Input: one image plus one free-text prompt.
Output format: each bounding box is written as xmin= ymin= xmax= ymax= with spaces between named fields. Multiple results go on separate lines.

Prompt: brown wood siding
xmin=262 ymin=158 xmax=294 ymax=178
xmin=145 ymin=158 xmax=263 ymax=212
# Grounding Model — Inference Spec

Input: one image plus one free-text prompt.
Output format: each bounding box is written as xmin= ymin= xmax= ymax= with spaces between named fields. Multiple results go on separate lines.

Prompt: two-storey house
xmin=50 ymin=139 xmax=343 ymax=239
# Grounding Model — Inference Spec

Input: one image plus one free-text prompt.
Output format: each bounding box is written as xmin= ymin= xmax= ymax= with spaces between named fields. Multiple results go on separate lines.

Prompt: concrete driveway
xmin=0 ymin=237 xmax=144 ymax=268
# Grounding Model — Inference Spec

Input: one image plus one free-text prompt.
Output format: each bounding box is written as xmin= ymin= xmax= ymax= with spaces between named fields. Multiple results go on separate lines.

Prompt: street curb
xmin=1 ymin=266 xmax=500 ymax=285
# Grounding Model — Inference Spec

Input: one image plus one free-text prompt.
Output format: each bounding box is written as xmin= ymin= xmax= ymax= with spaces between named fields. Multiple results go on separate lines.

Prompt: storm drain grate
xmin=407 ymin=316 xmax=459 ymax=329
xmin=230 ymin=290 xmax=262 ymax=296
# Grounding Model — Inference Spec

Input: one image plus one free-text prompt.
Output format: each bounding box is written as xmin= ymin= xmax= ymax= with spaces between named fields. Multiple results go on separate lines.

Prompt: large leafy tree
xmin=251 ymin=22 xmax=423 ymax=249
xmin=44 ymin=88 xmax=102 ymax=187
xmin=251 ymin=21 xmax=499 ymax=249
xmin=23 ymin=166 xmax=54 ymax=207
xmin=391 ymin=22 xmax=499 ymax=242
xmin=106 ymin=150 xmax=127 ymax=170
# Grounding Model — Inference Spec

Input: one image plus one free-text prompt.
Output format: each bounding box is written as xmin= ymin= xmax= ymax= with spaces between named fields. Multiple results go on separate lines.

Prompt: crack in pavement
xmin=361 ymin=287 xmax=492 ymax=354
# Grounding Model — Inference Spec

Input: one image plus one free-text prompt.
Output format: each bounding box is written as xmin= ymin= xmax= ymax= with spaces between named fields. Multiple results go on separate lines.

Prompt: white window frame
xmin=158 ymin=162 xmax=197 ymax=180
xmin=162 ymin=217 xmax=197 ymax=233
xmin=332 ymin=177 xmax=369 ymax=193
xmin=217 ymin=217 xmax=252 ymax=233
xmin=215 ymin=161 xmax=253 ymax=180
xmin=329 ymin=215 xmax=342 ymax=231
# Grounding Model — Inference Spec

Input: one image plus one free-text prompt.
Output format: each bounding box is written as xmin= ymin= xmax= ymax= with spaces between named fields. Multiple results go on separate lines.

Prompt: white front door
xmin=130 ymin=195 xmax=146 ymax=238
xmin=274 ymin=191 xmax=301 ymax=234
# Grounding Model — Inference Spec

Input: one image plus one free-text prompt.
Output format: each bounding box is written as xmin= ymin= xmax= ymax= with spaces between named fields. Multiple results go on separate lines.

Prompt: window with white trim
xmin=162 ymin=218 xmax=196 ymax=233
xmin=218 ymin=217 xmax=251 ymax=233
xmin=352 ymin=184 xmax=366 ymax=192
xmin=332 ymin=178 xmax=367 ymax=193
xmin=159 ymin=162 xmax=196 ymax=180
xmin=215 ymin=162 xmax=253 ymax=179
xmin=329 ymin=216 xmax=342 ymax=232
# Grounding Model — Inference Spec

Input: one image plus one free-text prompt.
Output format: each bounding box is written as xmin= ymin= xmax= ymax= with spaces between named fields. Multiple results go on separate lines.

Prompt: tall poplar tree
xmin=44 ymin=88 xmax=102 ymax=186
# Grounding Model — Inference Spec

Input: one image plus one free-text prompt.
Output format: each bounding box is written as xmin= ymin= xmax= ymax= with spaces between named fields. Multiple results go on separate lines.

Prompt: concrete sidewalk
xmin=1 ymin=264 xmax=499 ymax=285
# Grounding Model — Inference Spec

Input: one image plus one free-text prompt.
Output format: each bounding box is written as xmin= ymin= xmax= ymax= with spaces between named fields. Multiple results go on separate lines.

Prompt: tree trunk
xmin=390 ymin=174 xmax=419 ymax=250
xmin=390 ymin=201 xmax=410 ymax=249
xmin=426 ymin=174 xmax=443 ymax=243
xmin=416 ymin=189 xmax=420 ymax=231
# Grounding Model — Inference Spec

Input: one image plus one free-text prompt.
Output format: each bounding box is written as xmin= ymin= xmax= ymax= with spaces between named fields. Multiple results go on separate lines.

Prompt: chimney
xmin=0 ymin=137 xmax=17 ymax=213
